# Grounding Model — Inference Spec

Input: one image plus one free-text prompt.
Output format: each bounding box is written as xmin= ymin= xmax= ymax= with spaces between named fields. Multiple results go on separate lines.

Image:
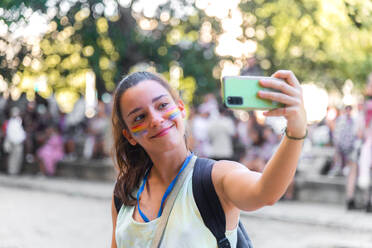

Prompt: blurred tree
xmin=1 ymin=0 xmax=372 ymax=112
xmin=0 ymin=0 xmax=221 ymax=111
xmin=236 ymin=0 xmax=372 ymax=91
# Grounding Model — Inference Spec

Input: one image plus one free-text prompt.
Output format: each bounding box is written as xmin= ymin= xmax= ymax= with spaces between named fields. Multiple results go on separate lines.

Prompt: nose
xmin=148 ymin=108 xmax=164 ymax=128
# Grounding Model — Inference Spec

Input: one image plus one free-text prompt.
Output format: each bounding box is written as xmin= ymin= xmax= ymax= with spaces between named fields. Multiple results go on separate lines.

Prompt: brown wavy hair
xmin=112 ymin=71 xmax=184 ymax=206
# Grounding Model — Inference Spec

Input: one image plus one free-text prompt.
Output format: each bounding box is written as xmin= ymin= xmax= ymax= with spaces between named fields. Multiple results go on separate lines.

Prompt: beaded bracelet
xmin=284 ymin=128 xmax=308 ymax=140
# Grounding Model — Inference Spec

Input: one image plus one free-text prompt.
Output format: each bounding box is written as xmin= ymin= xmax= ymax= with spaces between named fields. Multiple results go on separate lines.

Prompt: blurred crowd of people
xmin=188 ymin=93 xmax=295 ymax=199
xmin=1 ymin=73 xmax=372 ymax=212
xmin=0 ymin=94 xmax=111 ymax=177
xmin=308 ymin=73 xmax=372 ymax=212
xmin=0 ymin=92 xmax=282 ymax=180
xmin=188 ymin=94 xmax=280 ymax=170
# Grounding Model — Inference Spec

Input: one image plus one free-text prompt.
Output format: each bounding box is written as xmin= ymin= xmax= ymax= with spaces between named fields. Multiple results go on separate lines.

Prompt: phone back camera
xmin=227 ymin=96 xmax=243 ymax=105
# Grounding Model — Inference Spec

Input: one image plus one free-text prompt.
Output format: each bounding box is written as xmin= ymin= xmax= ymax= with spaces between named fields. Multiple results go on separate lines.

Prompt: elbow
xmin=244 ymin=196 xmax=277 ymax=210
xmin=265 ymin=199 xmax=276 ymax=206
xmin=264 ymin=196 xmax=280 ymax=206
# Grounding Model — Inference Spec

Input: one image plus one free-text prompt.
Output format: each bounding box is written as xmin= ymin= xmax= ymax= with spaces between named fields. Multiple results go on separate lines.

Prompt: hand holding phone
xmin=221 ymin=76 xmax=285 ymax=110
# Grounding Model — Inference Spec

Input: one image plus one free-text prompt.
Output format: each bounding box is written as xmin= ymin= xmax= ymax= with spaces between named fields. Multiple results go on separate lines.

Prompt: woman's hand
xmin=257 ymin=70 xmax=307 ymax=138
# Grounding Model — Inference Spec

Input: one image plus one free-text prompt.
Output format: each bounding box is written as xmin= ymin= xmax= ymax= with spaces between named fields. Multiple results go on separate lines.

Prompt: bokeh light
xmin=302 ymin=83 xmax=329 ymax=124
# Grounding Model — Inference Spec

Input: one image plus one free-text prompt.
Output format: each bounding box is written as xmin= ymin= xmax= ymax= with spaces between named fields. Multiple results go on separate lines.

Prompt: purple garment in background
xmin=37 ymin=134 xmax=64 ymax=175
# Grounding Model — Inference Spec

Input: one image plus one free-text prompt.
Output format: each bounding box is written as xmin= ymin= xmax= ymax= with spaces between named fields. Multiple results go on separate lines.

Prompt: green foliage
xmin=238 ymin=0 xmax=372 ymax=90
xmin=0 ymin=0 xmax=221 ymax=110
xmin=1 ymin=0 xmax=372 ymax=112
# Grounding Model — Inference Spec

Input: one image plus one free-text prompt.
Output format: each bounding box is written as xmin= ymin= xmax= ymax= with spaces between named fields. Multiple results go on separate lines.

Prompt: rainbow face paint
xmin=130 ymin=123 xmax=148 ymax=137
xmin=164 ymin=106 xmax=181 ymax=120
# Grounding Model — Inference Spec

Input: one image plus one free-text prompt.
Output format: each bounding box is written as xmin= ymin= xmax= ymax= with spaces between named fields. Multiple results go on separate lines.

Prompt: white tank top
xmin=115 ymin=157 xmax=238 ymax=248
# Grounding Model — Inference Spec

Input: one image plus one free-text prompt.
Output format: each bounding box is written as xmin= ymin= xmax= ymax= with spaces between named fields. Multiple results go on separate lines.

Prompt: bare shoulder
xmin=213 ymin=159 xmax=248 ymax=172
xmin=212 ymin=160 xmax=250 ymax=185
xmin=211 ymin=160 xmax=249 ymax=203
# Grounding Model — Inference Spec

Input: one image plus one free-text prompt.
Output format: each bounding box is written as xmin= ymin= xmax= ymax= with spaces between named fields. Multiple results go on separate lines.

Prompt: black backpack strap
xmin=192 ymin=158 xmax=231 ymax=248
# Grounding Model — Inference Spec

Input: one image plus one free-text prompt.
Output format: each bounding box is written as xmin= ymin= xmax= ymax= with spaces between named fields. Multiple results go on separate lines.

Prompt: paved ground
xmin=1 ymin=174 xmax=372 ymax=248
xmin=0 ymin=187 xmax=112 ymax=248
xmin=242 ymin=204 xmax=372 ymax=248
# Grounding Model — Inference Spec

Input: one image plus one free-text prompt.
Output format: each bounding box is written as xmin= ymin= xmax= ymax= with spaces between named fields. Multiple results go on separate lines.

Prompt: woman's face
xmin=120 ymin=80 xmax=186 ymax=153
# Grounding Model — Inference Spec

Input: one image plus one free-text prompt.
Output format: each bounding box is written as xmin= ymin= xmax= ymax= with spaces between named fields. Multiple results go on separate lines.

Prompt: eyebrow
xmin=127 ymin=94 xmax=168 ymax=117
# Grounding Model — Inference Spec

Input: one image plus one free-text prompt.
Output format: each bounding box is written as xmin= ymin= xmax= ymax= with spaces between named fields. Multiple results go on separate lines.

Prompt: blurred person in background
xmin=199 ymin=93 xmax=219 ymax=119
xmin=240 ymin=57 xmax=262 ymax=77
xmin=83 ymin=101 xmax=109 ymax=159
xmin=325 ymin=106 xmax=340 ymax=147
xmin=207 ymin=106 xmax=235 ymax=161
xmin=58 ymin=110 xmax=78 ymax=161
xmin=189 ymin=104 xmax=211 ymax=157
xmin=62 ymin=97 xmax=86 ymax=161
xmin=331 ymin=105 xmax=357 ymax=176
xmin=263 ymin=125 xmax=279 ymax=149
xmin=236 ymin=115 xmax=250 ymax=150
xmin=358 ymin=73 xmax=372 ymax=212
xmin=233 ymin=115 xmax=249 ymax=162
xmin=22 ymin=101 xmax=39 ymax=164
xmin=3 ymin=107 xmax=26 ymax=175
xmin=241 ymin=123 xmax=272 ymax=173
xmin=343 ymin=103 xmax=364 ymax=210
xmin=36 ymin=125 xmax=64 ymax=176
xmin=331 ymin=105 xmax=360 ymax=209
xmin=310 ymin=114 xmax=332 ymax=147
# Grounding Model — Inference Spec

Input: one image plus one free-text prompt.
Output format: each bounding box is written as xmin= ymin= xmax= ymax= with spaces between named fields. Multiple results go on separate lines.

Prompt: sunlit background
xmin=2 ymin=2 xmax=372 ymax=247
xmin=0 ymin=0 xmax=372 ymax=123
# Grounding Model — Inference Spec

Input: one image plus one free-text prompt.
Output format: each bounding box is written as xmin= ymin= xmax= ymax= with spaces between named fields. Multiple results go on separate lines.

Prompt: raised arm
xmin=213 ymin=70 xmax=307 ymax=211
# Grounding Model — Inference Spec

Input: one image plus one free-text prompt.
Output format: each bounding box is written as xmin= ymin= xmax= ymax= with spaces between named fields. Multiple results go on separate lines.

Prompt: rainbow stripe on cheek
xmin=130 ymin=123 xmax=148 ymax=137
xmin=164 ymin=106 xmax=181 ymax=120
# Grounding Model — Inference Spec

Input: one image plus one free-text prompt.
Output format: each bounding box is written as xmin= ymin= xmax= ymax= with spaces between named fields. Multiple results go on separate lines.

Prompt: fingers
xmin=258 ymin=90 xmax=300 ymax=106
xmin=271 ymin=70 xmax=301 ymax=89
xmin=259 ymin=78 xmax=300 ymax=97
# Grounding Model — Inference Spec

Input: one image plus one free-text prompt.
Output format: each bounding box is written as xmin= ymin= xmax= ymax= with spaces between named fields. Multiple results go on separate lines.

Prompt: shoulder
xmin=212 ymin=160 xmax=246 ymax=173
xmin=210 ymin=160 xmax=247 ymax=202
xmin=209 ymin=159 xmax=262 ymax=210
xmin=211 ymin=160 xmax=248 ymax=185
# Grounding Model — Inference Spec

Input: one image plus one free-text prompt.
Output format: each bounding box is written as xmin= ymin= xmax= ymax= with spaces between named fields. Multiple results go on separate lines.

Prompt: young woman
xmin=111 ymin=70 xmax=307 ymax=247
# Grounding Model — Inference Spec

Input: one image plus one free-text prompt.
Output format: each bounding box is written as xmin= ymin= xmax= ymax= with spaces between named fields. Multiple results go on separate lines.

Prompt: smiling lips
xmin=151 ymin=124 xmax=175 ymax=138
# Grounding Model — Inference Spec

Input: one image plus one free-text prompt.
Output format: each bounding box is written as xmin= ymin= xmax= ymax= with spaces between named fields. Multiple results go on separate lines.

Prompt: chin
xmin=148 ymin=135 xmax=185 ymax=153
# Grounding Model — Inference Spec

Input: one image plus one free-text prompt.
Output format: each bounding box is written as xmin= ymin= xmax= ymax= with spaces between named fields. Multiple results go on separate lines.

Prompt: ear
xmin=122 ymin=129 xmax=137 ymax=146
xmin=177 ymin=99 xmax=186 ymax=118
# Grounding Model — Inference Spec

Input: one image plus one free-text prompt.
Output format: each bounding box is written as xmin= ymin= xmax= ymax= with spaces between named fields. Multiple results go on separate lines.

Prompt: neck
xmin=147 ymin=145 xmax=190 ymax=186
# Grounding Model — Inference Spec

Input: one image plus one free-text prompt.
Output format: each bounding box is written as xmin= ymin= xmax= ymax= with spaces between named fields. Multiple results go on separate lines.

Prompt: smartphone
xmin=221 ymin=76 xmax=285 ymax=110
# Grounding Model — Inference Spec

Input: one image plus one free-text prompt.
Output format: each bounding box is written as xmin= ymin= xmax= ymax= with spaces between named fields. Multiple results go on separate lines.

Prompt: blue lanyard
xmin=136 ymin=154 xmax=193 ymax=222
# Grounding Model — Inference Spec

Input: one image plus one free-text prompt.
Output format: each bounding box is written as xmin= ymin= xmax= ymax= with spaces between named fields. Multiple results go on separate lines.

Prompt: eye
xmin=134 ymin=114 xmax=145 ymax=122
xmin=159 ymin=102 xmax=169 ymax=109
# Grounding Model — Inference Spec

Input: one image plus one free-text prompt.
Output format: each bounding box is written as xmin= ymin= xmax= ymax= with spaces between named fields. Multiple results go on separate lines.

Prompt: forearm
xmin=258 ymin=136 xmax=304 ymax=204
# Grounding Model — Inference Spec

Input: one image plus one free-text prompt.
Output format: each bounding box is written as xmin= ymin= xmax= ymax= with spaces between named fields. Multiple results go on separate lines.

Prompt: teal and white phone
xmin=221 ymin=76 xmax=285 ymax=110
